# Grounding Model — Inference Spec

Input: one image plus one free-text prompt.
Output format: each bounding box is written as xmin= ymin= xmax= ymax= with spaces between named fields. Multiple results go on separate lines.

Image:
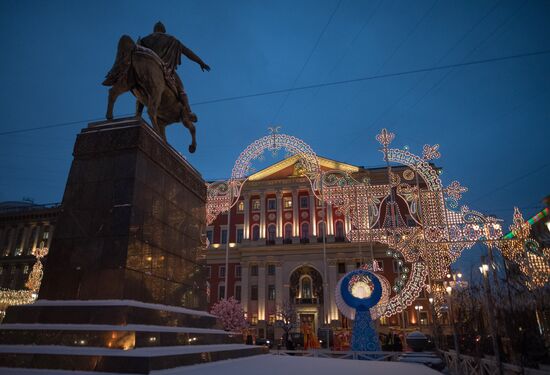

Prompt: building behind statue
xmin=0 ymin=201 xmax=58 ymax=317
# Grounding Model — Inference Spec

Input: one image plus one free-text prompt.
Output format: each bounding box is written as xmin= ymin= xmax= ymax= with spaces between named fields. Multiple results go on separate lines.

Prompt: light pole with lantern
xmin=479 ymin=257 xmax=503 ymax=375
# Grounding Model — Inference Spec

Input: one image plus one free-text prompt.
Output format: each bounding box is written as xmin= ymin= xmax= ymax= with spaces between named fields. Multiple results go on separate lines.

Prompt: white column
xmin=345 ymin=212 xmax=351 ymax=234
xmin=276 ymin=191 xmax=283 ymax=239
xmin=309 ymin=195 xmax=317 ymax=237
xmin=275 ymin=263 xmax=283 ymax=308
xmin=292 ymin=190 xmax=299 ymax=240
xmin=258 ymin=263 xmax=266 ymax=321
xmin=243 ymin=193 xmax=250 ymax=239
xmin=327 ymin=203 xmax=334 ymax=235
xmin=241 ymin=263 xmax=249 ymax=315
xmin=259 ymin=191 xmax=266 ymax=239
xmin=328 ymin=262 xmax=338 ymax=322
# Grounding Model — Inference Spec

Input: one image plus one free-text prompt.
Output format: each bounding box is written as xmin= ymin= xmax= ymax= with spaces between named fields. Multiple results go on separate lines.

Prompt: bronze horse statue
xmin=103 ymin=35 xmax=197 ymax=153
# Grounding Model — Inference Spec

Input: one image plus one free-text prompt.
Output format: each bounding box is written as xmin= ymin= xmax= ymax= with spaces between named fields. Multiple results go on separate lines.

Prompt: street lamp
xmin=479 ymin=257 xmax=503 ymax=375
xmin=445 ymin=283 xmax=461 ymax=372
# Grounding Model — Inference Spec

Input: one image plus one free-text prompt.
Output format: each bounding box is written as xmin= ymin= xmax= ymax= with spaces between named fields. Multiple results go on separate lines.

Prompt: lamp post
xmin=428 ymin=297 xmax=440 ymax=350
xmin=445 ymin=285 xmax=461 ymax=371
xmin=479 ymin=257 xmax=503 ymax=375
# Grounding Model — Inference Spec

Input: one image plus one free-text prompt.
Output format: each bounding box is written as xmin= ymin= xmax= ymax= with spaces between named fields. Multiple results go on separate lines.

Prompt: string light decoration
xmin=206 ymin=128 xmax=321 ymax=224
xmin=25 ymin=242 xmax=49 ymax=292
xmin=0 ymin=243 xmax=47 ymax=307
xmin=498 ymin=208 xmax=550 ymax=289
xmin=207 ymin=127 xmax=548 ymax=321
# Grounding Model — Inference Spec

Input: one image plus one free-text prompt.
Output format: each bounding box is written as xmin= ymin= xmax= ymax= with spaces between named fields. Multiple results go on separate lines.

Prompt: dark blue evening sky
xmin=0 ymin=0 xmax=549 ymax=261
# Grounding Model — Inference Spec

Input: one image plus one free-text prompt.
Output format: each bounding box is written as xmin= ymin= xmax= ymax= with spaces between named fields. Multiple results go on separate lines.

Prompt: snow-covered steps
xmin=0 ymin=301 xmax=265 ymax=373
xmin=0 ymin=344 xmax=268 ymax=373
xmin=2 ymin=300 xmax=218 ymax=329
xmin=0 ymin=324 xmax=241 ymax=349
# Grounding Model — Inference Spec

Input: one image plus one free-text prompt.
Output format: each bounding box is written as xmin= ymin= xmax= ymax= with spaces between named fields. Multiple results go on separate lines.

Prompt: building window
xmin=218 ymin=285 xmax=225 ymax=300
xmin=250 ymin=265 xmax=258 ymax=276
xmin=236 ymin=228 xmax=243 ymax=243
xmin=221 ymin=229 xmax=228 ymax=244
xmin=237 ymin=201 xmax=244 ymax=213
xmin=219 ymin=266 xmax=226 ymax=278
xmin=268 ymin=314 xmax=276 ymax=325
xmin=318 ymin=222 xmax=326 ymax=240
xmin=23 ymin=265 xmax=29 ymax=274
xmin=300 ymin=196 xmax=308 ymax=209
xmin=267 ymin=198 xmax=276 ymax=211
xmin=337 ymin=262 xmax=346 ymax=274
xmin=42 ymin=226 xmax=50 ymax=240
xmin=235 ymin=265 xmax=241 ymax=278
xmin=252 ymin=225 xmax=260 ymax=241
xmin=206 ymin=230 xmax=213 ymax=245
xmin=252 ymin=199 xmax=260 ymax=211
xmin=25 ymin=227 xmax=36 ymax=255
xmin=375 ymin=260 xmax=384 ymax=271
xmin=235 ymin=285 xmax=242 ymax=301
xmin=267 ymin=264 xmax=276 ymax=276
xmin=267 ymin=224 xmax=276 ymax=243
xmin=251 ymin=314 xmax=258 ymax=325
xmin=2 ymin=228 xmax=13 ymax=256
xmin=250 ymin=285 xmax=258 ymax=300
xmin=206 ymin=266 xmax=211 ymax=278
xmin=335 ymin=221 xmax=345 ymax=239
xmin=14 ymin=227 xmax=24 ymax=256
xmin=284 ymin=223 xmax=292 ymax=241
xmin=283 ymin=197 xmax=292 ymax=209
xmin=301 ymin=222 xmax=309 ymax=240
xmin=268 ymin=285 xmax=276 ymax=300
xmin=420 ymin=311 xmax=429 ymax=325
xmin=393 ymin=260 xmax=404 ymax=273
xmin=300 ymin=276 xmax=312 ymax=299
xmin=380 ymin=316 xmax=388 ymax=326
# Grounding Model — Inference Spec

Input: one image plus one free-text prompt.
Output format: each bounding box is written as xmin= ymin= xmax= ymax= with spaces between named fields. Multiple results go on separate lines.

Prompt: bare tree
xmin=276 ymin=301 xmax=297 ymax=349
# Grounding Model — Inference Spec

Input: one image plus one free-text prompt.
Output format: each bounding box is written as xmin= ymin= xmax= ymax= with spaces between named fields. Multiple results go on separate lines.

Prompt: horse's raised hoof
xmin=189 ymin=144 xmax=196 ymax=153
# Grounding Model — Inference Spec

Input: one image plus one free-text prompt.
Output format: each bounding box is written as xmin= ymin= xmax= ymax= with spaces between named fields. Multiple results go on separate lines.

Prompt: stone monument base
xmin=0 ymin=118 xmax=266 ymax=373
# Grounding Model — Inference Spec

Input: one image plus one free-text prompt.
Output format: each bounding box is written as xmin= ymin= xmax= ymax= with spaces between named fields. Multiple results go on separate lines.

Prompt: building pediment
xmin=248 ymin=155 xmax=360 ymax=181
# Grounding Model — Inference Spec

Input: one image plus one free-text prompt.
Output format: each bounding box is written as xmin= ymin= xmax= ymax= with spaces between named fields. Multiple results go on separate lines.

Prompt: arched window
xmin=267 ymin=224 xmax=276 ymax=243
xmin=300 ymin=276 xmax=313 ymax=299
xmin=301 ymin=222 xmax=309 ymax=240
xmin=318 ymin=222 xmax=326 ymax=238
xmin=284 ymin=223 xmax=292 ymax=241
xmin=335 ymin=220 xmax=344 ymax=239
xmin=252 ymin=225 xmax=260 ymax=241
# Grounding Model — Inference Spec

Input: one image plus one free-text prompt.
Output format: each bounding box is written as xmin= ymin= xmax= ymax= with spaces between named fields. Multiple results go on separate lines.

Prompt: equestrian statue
xmin=103 ymin=22 xmax=210 ymax=153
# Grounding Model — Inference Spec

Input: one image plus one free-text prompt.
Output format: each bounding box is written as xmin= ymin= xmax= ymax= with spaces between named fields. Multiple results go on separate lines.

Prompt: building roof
xmin=247 ymin=155 xmax=361 ymax=181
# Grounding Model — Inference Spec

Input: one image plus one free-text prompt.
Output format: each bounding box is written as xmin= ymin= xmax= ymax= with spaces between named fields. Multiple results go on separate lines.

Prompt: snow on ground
xmin=153 ymin=355 xmax=441 ymax=375
xmin=0 ymin=354 xmax=441 ymax=375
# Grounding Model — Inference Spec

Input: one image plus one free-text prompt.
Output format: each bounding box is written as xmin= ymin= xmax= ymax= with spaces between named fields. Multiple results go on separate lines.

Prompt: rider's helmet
xmin=154 ymin=21 xmax=166 ymax=33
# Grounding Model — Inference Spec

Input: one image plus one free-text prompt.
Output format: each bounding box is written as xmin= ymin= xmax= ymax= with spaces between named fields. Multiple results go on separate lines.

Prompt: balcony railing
xmin=294 ymin=297 xmax=318 ymax=305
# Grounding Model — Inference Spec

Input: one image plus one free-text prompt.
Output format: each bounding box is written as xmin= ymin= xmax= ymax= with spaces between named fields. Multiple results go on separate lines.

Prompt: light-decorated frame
xmin=205 ymin=127 xmax=548 ymax=320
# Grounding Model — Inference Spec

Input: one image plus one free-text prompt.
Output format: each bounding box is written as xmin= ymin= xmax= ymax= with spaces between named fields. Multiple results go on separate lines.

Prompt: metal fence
xmin=440 ymin=350 xmax=550 ymax=375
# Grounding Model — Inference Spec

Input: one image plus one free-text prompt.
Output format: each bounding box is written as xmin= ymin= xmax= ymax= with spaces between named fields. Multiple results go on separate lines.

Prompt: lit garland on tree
xmin=0 ymin=242 xmax=48 ymax=307
xmin=210 ymin=296 xmax=248 ymax=332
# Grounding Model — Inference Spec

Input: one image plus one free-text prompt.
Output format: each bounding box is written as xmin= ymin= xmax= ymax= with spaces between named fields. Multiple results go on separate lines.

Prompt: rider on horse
xmin=138 ymin=22 xmax=210 ymax=123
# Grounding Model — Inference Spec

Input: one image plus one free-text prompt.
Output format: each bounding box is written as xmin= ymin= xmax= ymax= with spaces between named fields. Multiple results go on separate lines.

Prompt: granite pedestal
xmin=0 ymin=118 xmax=266 ymax=373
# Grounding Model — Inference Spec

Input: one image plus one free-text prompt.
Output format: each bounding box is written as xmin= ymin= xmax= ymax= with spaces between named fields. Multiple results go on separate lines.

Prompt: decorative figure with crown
xmin=335 ymin=269 xmax=383 ymax=351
